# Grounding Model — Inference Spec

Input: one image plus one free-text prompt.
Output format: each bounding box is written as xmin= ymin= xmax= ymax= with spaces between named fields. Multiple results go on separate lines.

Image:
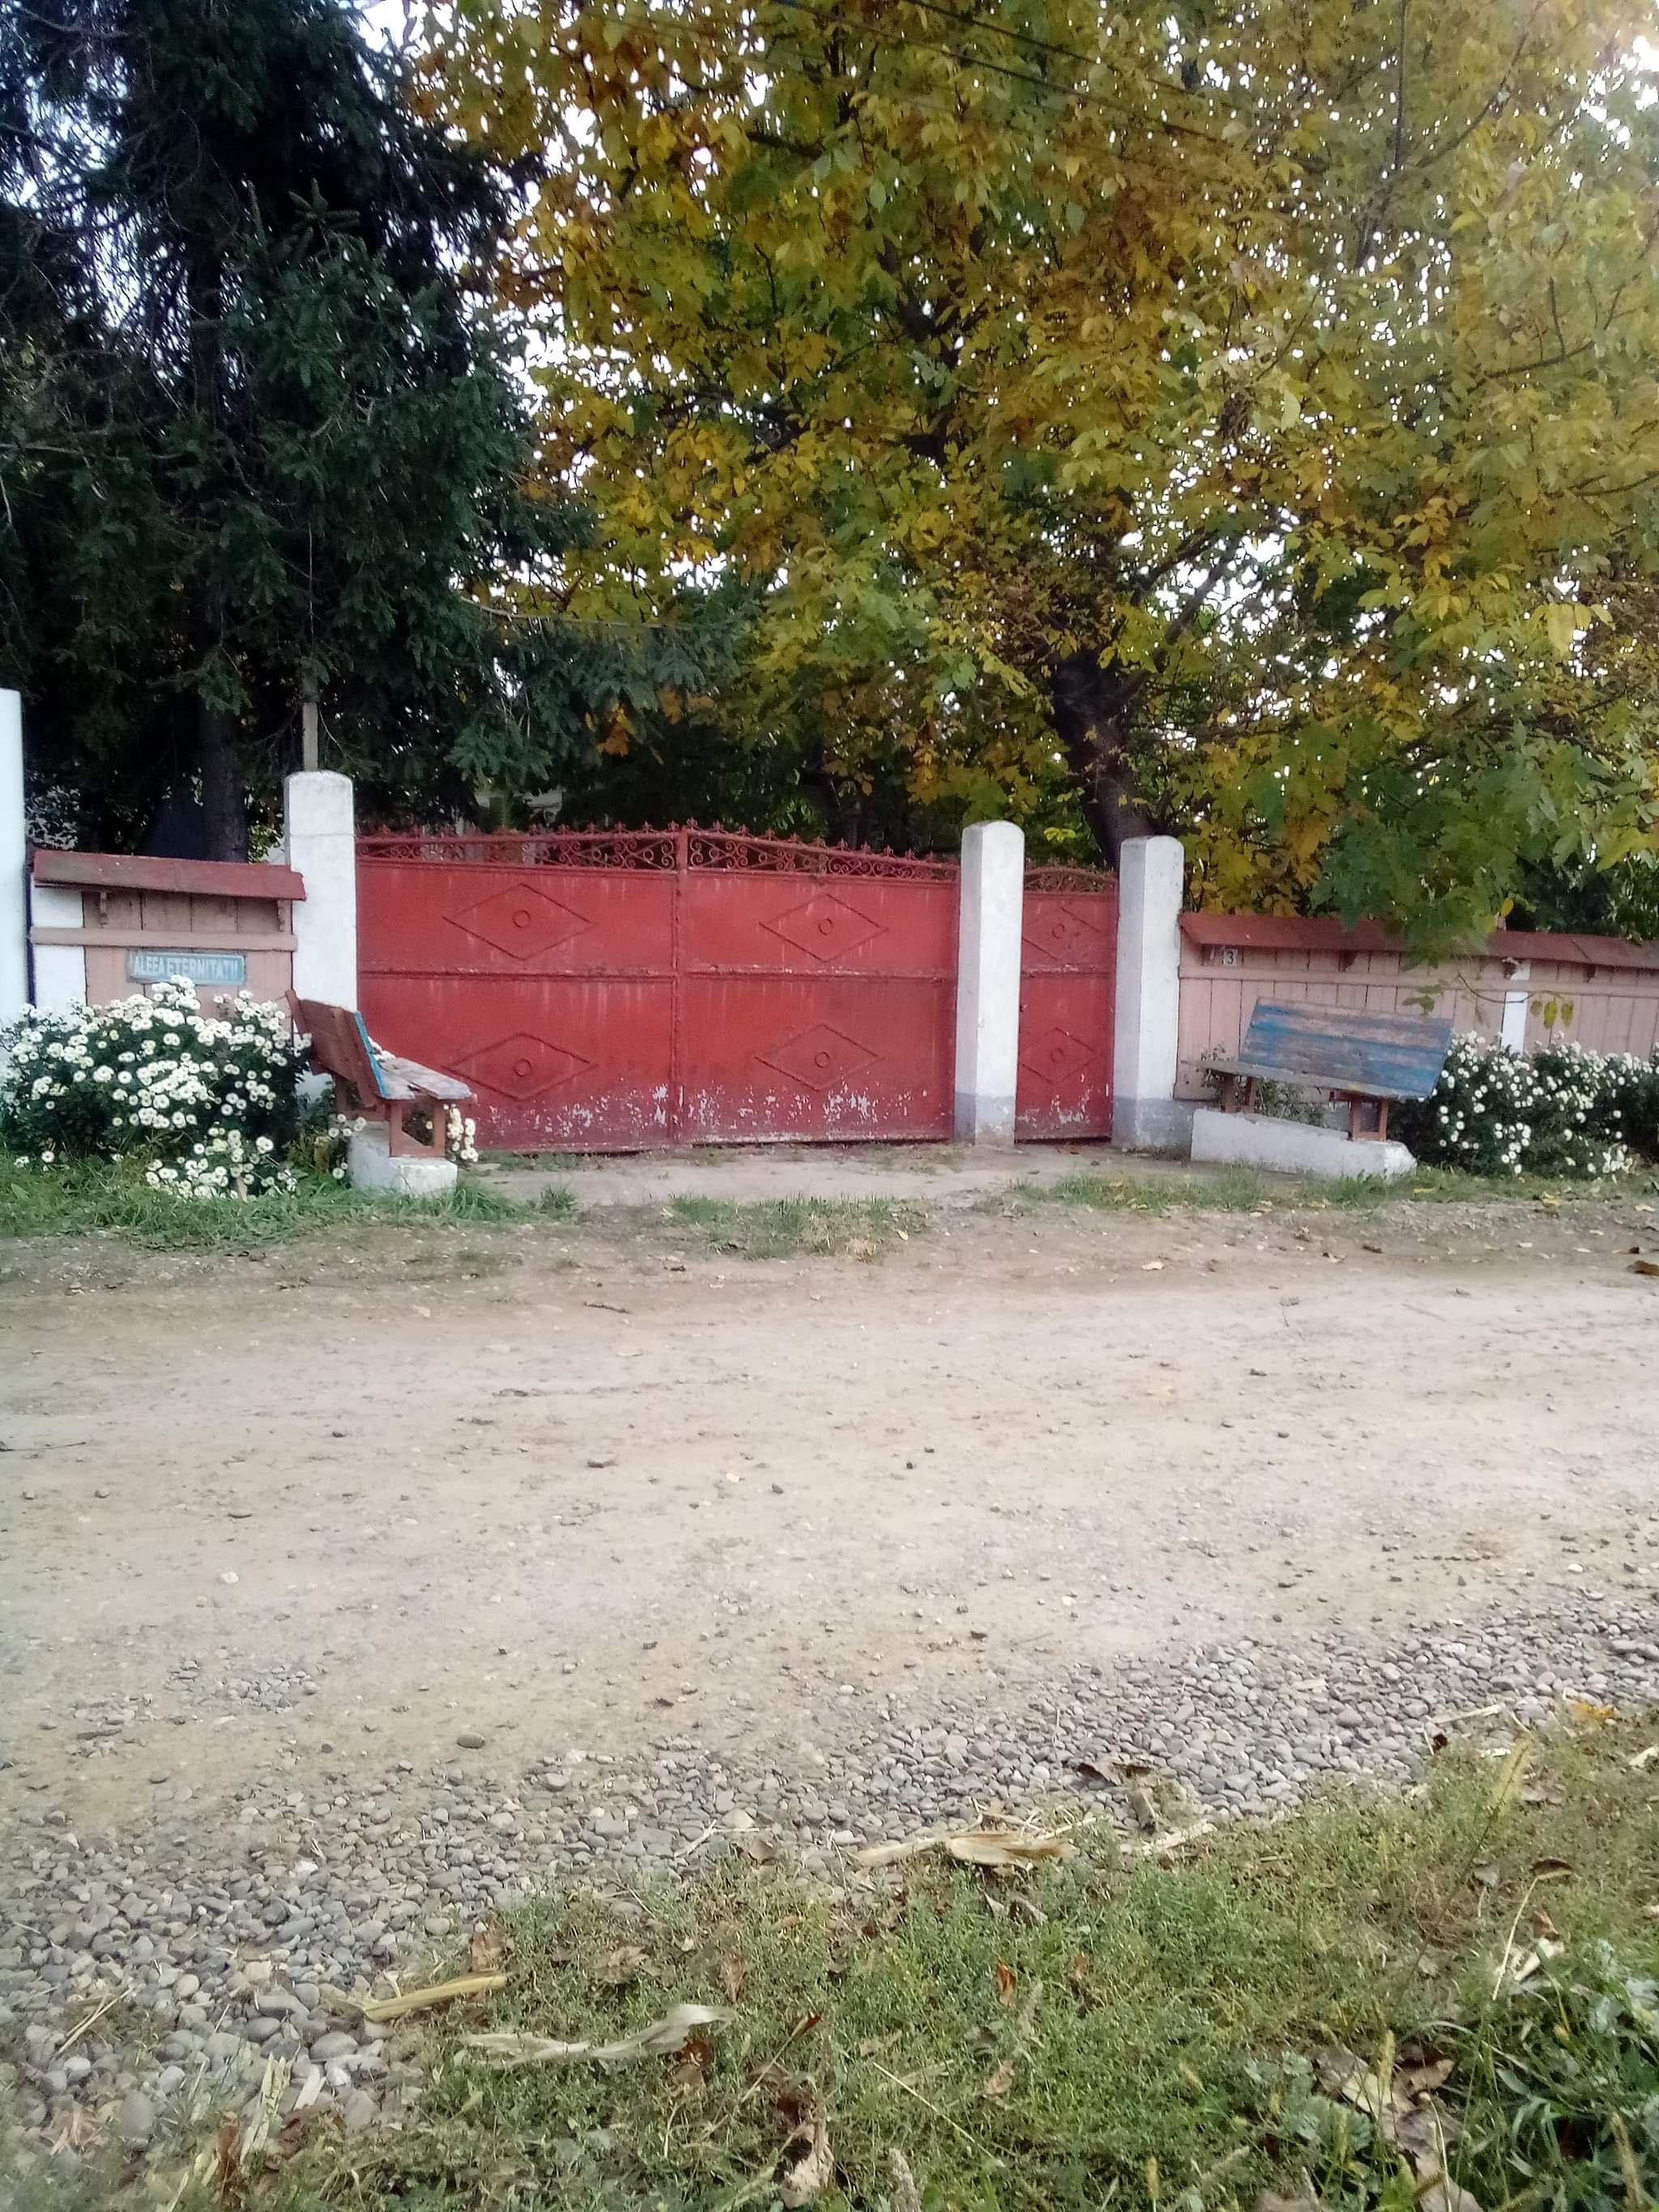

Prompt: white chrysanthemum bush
xmin=0 ymin=978 xmax=305 ymax=1198
xmin=1397 ymin=1031 xmax=1659 ymax=1178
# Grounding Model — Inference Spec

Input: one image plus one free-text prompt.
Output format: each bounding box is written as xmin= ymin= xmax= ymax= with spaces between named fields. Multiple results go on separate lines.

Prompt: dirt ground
xmin=3 ymin=1167 xmax=1658 ymax=1835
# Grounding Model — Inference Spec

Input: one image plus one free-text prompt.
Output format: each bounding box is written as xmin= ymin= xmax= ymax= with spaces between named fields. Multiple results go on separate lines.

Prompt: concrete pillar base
xmin=1113 ymin=1096 xmax=1196 ymax=1153
xmin=1190 ymin=1105 xmax=1415 ymax=1181
xmin=348 ymin=1123 xmax=458 ymax=1200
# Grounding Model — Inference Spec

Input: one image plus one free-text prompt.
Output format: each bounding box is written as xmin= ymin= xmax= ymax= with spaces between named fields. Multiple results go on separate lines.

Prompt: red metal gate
xmin=356 ymin=829 xmax=959 ymax=1152
xmin=1016 ymin=866 xmax=1119 ymax=1140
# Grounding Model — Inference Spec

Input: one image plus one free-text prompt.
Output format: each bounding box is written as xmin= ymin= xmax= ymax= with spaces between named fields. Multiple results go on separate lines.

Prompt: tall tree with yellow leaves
xmin=427 ymin=0 xmax=1659 ymax=935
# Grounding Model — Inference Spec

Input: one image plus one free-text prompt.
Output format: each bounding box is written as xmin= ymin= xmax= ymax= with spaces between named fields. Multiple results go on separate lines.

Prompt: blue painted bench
xmin=1209 ymin=1000 xmax=1452 ymax=1142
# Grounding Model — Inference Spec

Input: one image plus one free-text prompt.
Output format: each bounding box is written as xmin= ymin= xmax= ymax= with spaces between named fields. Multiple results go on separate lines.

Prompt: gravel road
xmin=2 ymin=1183 xmax=1657 ymax=2167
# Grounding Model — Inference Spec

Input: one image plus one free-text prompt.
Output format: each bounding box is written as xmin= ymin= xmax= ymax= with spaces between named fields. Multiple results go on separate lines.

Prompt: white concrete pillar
xmin=1112 ymin=834 xmax=1186 ymax=1149
xmin=953 ymin=819 xmax=1025 ymax=1142
xmin=0 ymin=690 xmax=26 ymax=1031
xmin=28 ymin=884 xmax=87 ymax=1012
xmin=283 ymin=770 xmax=357 ymax=1007
xmin=1500 ymin=962 xmax=1531 ymax=1054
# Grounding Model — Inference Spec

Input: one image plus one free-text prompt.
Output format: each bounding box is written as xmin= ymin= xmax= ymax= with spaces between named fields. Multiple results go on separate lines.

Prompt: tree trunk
xmin=1051 ymin=649 xmax=1159 ymax=866
xmin=197 ymin=697 xmax=247 ymax=861
xmin=188 ymin=246 xmax=248 ymax=862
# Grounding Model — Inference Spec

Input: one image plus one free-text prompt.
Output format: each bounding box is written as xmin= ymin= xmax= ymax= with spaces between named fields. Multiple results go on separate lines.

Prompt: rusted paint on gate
xmin=1016 ymin=867 xmax=1119 ymax=1140
xmin=356 ymin=829 xmax=960 ymax=1151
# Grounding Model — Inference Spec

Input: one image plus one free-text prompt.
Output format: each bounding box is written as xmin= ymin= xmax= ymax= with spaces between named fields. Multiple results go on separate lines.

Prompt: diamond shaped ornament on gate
xmin=759 ymin=1024 xmax=879 ymax=1094
xmin=1019 ymin=1026 xmax=1098 ymax=1084
xmin=457 ymin=1033 xmax=592 ymax=1102
xmin=762 ymin=892 xmax=885 ymax=963
xmin=1022 ymin=903 xmax=1110 ymax=965
xmin=449 ymin=882 xmax=592 ymax=961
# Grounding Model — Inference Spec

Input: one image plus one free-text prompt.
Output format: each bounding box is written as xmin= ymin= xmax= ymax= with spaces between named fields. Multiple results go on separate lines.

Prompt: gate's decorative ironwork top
xmin=356 ymin=829 xmax=678 ymax=869
xmin=356 ymin=826 xmax=957 ymax=880
xmin=1024 ymin=864 xmax=1116 ymax=893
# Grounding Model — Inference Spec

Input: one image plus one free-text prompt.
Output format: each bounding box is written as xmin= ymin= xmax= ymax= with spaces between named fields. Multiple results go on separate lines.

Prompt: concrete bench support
xmin=1191 ymin=1105 xmax=1415 ymax=1181
xmin=348 ymin=1122 xmax=458 ymax=1200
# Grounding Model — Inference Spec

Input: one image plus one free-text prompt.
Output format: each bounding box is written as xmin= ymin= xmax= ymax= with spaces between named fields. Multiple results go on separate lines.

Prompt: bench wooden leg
xmin=1341 ymin=1094 xmax=1388 ymax=1141
xmin=386 ymin=1102 xmax=450 ymax=1159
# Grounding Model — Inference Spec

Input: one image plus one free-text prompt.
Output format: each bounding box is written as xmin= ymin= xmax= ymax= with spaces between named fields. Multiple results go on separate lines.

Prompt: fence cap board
xmin=1179 ymin=911 xmax=1659 ymax=974
xmin=31 ymin=849 xmax=306 ymax=901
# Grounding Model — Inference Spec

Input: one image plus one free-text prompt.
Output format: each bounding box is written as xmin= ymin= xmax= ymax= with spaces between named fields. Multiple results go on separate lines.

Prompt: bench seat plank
xmin=1216 ymin=1002 xmax=1452 ymax=1104
xmin=376 ymin=1053 xmax=472 ymax=1104
xmin=1207 ymin=1055 xmax=1434 ymax=1103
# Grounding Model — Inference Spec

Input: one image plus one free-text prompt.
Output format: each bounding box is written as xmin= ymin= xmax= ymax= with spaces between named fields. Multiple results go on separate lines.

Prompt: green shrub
xmin=1395 ymin=1032 xmax=1649 ymax=1178
xmin=0 ymin=976 xmax=305 ymax=1198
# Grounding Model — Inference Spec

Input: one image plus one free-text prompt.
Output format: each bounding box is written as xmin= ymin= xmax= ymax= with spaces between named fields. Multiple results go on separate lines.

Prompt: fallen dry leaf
xmin=947 ymin=1829 xmax=1073 ymax=1869
xmin=48 ymin=2106 xmax=100 ymax=2154
xmin=468 ymin=1924 xmax=510 ymax=1975
xmin=1125 ymin=1783 xmax=1161 ymax=1832
xmin=856 ymin=1824 xmax=1073 ymax=1871
xmin=1502 ymin=1937 xmax=1565 ymax=1993
xmin=1397 ymin=2059 xmax=1456 ymax=2099
xmin=669 ymin=2032 xmax=716 ymax=2097
xmin=1486 ymin=1737 xmax=1534 ymax=1818
xmin=982 ymin=2057 xmax=1017 ymax=2099
xmin=1629 ymin=1259 xmax=1659 ymax=1278
xmin=778 ymin=2106 xmax=834 ymax=2208
xmin=1420 ymin=2181 xmax=1483 ymax=2212
xmin=1124 ymin=1818 xmax=1217 ymax=1860
xmin=994 ymin=1962 xmax=1017 ymax=2007
xmin=360 ymin=1970 xmax=506 ymax=2022
xmin=1569 ymin=1698 xmax=1617 ymax=1727
xmin=463 ymin=2001 xmax=730 ymax=2069
xmin=600 ymin=1945 xmax=650 ymax=1985
xmin=719 ymin=1954 xmax=748 ymax=2005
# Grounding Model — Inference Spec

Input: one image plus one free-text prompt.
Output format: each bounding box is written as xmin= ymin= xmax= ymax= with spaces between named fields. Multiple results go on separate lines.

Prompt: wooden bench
xmin=289 ymin=994 xmax=472 ymax=1159
xmin=1209 ymin=1001 xmax=1452 ymax=1143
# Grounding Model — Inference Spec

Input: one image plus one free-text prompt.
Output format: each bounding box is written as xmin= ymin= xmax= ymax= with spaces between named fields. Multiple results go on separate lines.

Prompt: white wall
xmin=0 ymin=691 xmax=26 ymax=1032
xmin=28 ymin=884 xmax=87 ymax=1012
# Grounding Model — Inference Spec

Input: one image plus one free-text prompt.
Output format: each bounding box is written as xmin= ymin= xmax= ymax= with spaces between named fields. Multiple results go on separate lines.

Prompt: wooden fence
xmin=1176 ymin=914 xmax=1659 ymax=1101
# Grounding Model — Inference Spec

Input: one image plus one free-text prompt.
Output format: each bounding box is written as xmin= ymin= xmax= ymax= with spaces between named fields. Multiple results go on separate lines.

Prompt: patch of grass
xmin=220 ymin=1720 xmax=1659 ymax=2212
xmin=1005 ymin=1160 xmax=1632 ymax=1220
xmin=1395 ymin=1164 xmax=1638 ymax=1205
xmin=535 ymin=1183 xmax=579 ymax=1220
xmin=662 ymin=1192 xmax=928 ymax=1259
xmin=0 ymin=1155 xmax=522 ymax=1250
xmin=1000 ymin=1165 xmax=1389 ymax=1216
